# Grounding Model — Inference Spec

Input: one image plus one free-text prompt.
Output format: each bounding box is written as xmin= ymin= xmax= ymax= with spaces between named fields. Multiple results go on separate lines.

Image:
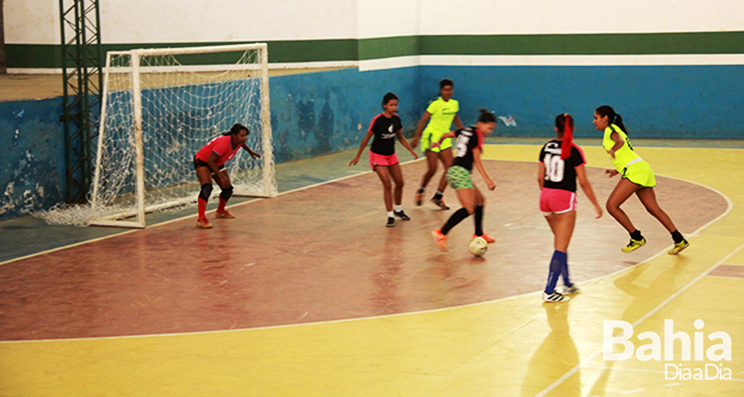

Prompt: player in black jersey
xmin=431 ymin=109 xmax=497 ymax=251
xmin=350 ymin=92 xmax=418 ymax=227
xmin=538 ymin=113 xmax=602 ymax=302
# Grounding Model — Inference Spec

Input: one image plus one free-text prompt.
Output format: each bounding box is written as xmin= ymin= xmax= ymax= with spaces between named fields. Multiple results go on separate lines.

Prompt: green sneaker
xmin=621 ymin=238 xmax=647 ymax=253
xmin=668 ymin=239 xmax=689 ymax=255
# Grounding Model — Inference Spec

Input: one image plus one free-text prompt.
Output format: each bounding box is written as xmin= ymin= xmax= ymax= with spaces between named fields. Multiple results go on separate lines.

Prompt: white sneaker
xmin=543 ymin=291 xmax=570 ymax=303
xmin=561 ymin=284 xmax=580 ymax=295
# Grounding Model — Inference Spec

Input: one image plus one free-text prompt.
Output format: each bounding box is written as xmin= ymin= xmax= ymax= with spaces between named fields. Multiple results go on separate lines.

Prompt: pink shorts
xmin=540 ymin=188 xmax=577 ymax=215
xmin=369 ymin=152 xmax=399 ymax=170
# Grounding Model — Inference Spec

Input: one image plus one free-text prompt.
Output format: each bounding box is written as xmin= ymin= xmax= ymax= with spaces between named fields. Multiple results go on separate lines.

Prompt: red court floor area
xmin=0 ymin=160 xmax=726 ymax=341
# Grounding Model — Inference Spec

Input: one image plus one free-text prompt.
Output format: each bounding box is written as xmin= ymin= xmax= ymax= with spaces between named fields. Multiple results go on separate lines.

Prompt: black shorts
xmin=193 ymin=156 xmax=225 ymax=171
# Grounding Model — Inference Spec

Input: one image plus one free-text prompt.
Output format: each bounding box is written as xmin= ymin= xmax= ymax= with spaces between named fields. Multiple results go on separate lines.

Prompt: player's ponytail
xmin=595 ymin=105 xmax=629 ymax=134
xmin=223 ymin=123 xmax=249 ymax=136
xmin=556 ymin=113 xmax=574 ymax=160
xmin=477 ymin=108 xmax=496 ymax=124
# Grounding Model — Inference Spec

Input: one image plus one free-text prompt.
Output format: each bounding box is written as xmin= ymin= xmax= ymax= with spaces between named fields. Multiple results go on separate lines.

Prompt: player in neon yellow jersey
xmin=410 ymin=79 xmax=464 ymax=211
xmin=593 ymin=105 xmax=689 ymax=255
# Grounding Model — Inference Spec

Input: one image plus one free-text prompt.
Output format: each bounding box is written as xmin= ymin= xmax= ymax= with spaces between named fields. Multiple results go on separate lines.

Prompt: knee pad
xmin=220 ymin=185 xmax=234 ymax=200
xmin=199 ymin=184 xmax=213 ymax=201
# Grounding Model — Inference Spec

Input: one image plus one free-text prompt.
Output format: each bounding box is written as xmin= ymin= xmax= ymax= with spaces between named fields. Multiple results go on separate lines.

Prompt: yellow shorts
xmin=420 ymin=129 xmax=453 ymax=153
xmin=622 ymin=160 xmax=656 ymax=188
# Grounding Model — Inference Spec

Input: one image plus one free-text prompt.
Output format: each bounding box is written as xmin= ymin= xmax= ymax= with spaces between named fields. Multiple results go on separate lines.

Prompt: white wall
xmin=419 ymin=0 xmax=744 ymax=35
xmin=5 ymin=0 xmax=744 ymax=44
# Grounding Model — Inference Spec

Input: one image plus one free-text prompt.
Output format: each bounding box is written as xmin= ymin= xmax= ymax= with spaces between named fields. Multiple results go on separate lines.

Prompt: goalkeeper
xmin=193 ymin=123 xmax=261 ymax=229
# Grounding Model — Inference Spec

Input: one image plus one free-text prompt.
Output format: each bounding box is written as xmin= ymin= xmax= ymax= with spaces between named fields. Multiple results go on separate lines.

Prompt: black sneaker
xmin=394 ymin=210 xmax=411 ymax=221
xmin=386 ymin=217 xmax=395 ymax=228
xmin=431 ymin=197 xmax=450 ymax=210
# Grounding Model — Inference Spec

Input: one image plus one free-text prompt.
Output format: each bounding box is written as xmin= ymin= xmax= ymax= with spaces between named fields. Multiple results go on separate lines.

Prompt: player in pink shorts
xmin=350 ymin=92 xmax=418 ymax=227
xmin=538 ymin=113 xmax=602 ymax=302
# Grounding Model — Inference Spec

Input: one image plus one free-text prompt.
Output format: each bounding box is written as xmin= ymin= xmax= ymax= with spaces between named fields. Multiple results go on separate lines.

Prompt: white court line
xmin=534 ymin=242 xmax=744 ymax=397
xmin=0 ymin=158 xmax=422 ymax=267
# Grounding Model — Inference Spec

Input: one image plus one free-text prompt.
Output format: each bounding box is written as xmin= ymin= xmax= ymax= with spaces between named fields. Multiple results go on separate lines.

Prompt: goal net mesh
xmin=37 ymin=44 xmax=276 ymax=227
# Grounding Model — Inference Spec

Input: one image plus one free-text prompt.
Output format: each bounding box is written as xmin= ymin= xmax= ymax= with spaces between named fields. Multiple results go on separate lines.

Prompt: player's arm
xmin=396 ymin=130 xmax=418 ymax=160
xmin=453 ymin=114 xmax=464 ymax=130
xmin=410 ymin=111 xmax=431 ymax=148
xmin=473 ymin=148 xmax=495 ymax=190
xmin=241 ymin=143 xmax=261 ymax=159
xmin=537 ymin=161 xmax=546 ymax=189
xmin=607 ymin=132 xmax=624 ymax=159
xmin=207 ymin=152 xmax=228 ymax=184
xmin=430 ymin=130 xmax=456 ymax=148
xmin=349 ymin=130 xmax=374 ymax=166
xmin=576 ymin=164 xmax=602 ymax=219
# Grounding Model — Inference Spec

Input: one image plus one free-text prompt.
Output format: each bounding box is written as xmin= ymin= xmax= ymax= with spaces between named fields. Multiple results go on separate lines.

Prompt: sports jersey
xmin=602 ymin=124 xmax=640 ymax=173
xmin=423 ymin=97 xmax=459 ymax=135
xmin=368 ymin=113 xmax=402 ymax=156
xmin=451 ymin=126 xmax=484 ymax=172
xmin=195 ymin=135 xmax=241 ymax=167
xmin=539 ymin=139 xmax=587 ymax=192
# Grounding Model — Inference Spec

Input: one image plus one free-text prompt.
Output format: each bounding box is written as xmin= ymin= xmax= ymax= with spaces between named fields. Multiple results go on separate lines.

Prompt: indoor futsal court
xmin=1 ymin=138 xmax=743 ymax=396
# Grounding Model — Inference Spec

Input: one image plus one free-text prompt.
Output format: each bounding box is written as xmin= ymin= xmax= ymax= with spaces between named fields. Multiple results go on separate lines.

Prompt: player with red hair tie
xmin=193 ymin=123 xmax=261 ymax=229
xmin=538 ymin=113 xmax=602 ymax=302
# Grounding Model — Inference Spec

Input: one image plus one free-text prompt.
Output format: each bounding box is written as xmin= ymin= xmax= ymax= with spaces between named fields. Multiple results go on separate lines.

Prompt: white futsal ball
xmin=468 ymin=236 xmax=488 ymax=257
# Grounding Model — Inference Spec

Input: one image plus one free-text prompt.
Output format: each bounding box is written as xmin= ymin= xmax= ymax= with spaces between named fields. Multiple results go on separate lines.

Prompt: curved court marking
xmin=0 ymin=153 xmax=733 ymax=344
xmin=535 ymin=241 xmax=744 ymax=396
xmin=0 ymin=145 xmax=733 ymax=343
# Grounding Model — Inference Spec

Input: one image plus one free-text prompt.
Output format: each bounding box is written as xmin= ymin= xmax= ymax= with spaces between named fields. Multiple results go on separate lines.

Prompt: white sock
xmin=394 ymin=205 xmax=402 ymax=212
xmin=387 ymin=211 xmax=394 ymax=218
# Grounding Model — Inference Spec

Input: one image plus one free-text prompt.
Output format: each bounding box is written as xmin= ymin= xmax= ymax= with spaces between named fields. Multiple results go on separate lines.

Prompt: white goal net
xmin=38 ymin=43 xmax=276 ymax=228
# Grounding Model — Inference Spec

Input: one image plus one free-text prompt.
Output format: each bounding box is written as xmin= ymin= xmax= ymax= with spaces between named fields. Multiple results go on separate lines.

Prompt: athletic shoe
xmin=415 ymin=191 xmax=424 ymax=206
xmin=196 ymin=218 xmax=213 ymax=229
xmin=215 ymin=210 xmax=235 ymax=219
xmin=432 ymin=228 xmax=448 ymax=251
xmin=431 ymin=198 xmax=450 ymax=210
xmin=561 ymin=284 xmax=580 ymax=295
xmin=473 ymin=233 xmax=495 ymax=243
xmin=543 ymin=291 xmax=570 ymax=303
xmin=394 ymin=210 xmax=411 ymax=221
xmin=621 ymin=238 xmax=646 ymax=253
xmin=386 ymin=217 xmax=395 ymax=228
xmin=668 ymin=239 xmax=690 ymax=255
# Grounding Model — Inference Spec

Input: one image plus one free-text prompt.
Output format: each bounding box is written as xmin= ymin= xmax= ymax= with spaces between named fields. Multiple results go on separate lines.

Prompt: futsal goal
xmin=41 ymin=43 xmax=277 ymax=228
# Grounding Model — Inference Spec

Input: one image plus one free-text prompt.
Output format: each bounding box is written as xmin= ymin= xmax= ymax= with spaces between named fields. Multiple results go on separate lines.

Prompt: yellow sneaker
xmin=668 ymin=239 xmax=689 ymax=255
xmin=196 ymin=217 xmax=213 ymax=229
xmin=621 ymin=238 xmax=646 ymax=253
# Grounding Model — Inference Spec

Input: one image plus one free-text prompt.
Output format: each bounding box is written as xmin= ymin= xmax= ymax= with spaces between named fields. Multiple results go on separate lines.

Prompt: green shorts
xmin=622 ymin=160 xmax=656 ymax=188
xmin=421 ymin=129 xmax=453 ymax=153
xmin=446 ymin=165 xmax=474 ymax=190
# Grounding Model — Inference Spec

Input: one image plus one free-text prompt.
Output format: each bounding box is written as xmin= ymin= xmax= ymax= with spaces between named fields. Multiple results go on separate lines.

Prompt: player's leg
xmin=416 ymin=150 xmax=439 ymax=206
xmin=214 ymin=168 xmax=235 ymax=219
xmin=431 ymin=148 xmax=453 ymax=210
xmin=195 ymin=165 xmax=214 ymax=228
xmin=388 ymin=163 xmax=410 ymax=221
xmin=472 ymin=186 xmax=493 ymax=242
xmin=607 ymin=178 xmax=646 ymax=252
xmin=635 ymin=187 xmax=689 ymax=254
xmin=432 ymin=166 xmax=473 ymax=251
xmin=542 ymin=211 xmax=575 ymax=302
xmin=374 ymin=165 xmax=395 ymax=227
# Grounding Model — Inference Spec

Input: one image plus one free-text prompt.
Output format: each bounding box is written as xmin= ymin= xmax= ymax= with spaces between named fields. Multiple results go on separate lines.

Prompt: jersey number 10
xmin=544 ymin=154 xmax=565 ymax=183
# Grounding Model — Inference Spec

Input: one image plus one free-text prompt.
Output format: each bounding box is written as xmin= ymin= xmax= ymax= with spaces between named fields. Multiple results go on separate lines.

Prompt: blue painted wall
xmin=1 ymin=64 xmax=743 ymax=220
xmin=0 ymin=99 xmax=67 ymax=220
xmin=423 ymin=65 xmax=744 ymax=138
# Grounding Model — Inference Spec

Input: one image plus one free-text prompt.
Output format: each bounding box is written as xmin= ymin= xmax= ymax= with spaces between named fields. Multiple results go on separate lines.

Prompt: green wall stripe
xmin=6 ymin=31 xmax=744 ymax=68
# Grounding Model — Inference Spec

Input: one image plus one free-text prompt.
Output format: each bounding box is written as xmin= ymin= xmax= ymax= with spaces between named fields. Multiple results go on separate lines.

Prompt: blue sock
xmin=561 ymin=252 xmax=571 ymax=287
xmin=544 ymin=250 xmax=567 ymax=294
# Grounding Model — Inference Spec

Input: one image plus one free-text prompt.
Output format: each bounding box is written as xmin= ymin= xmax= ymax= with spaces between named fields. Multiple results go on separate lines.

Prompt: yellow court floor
xmin=1 ymin=144 xmax=743 ymax=396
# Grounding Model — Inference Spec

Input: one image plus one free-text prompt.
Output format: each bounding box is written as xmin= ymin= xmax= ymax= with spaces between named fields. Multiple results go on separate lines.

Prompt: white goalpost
xmin=40 ymin=43 xmax=277 ymax=228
